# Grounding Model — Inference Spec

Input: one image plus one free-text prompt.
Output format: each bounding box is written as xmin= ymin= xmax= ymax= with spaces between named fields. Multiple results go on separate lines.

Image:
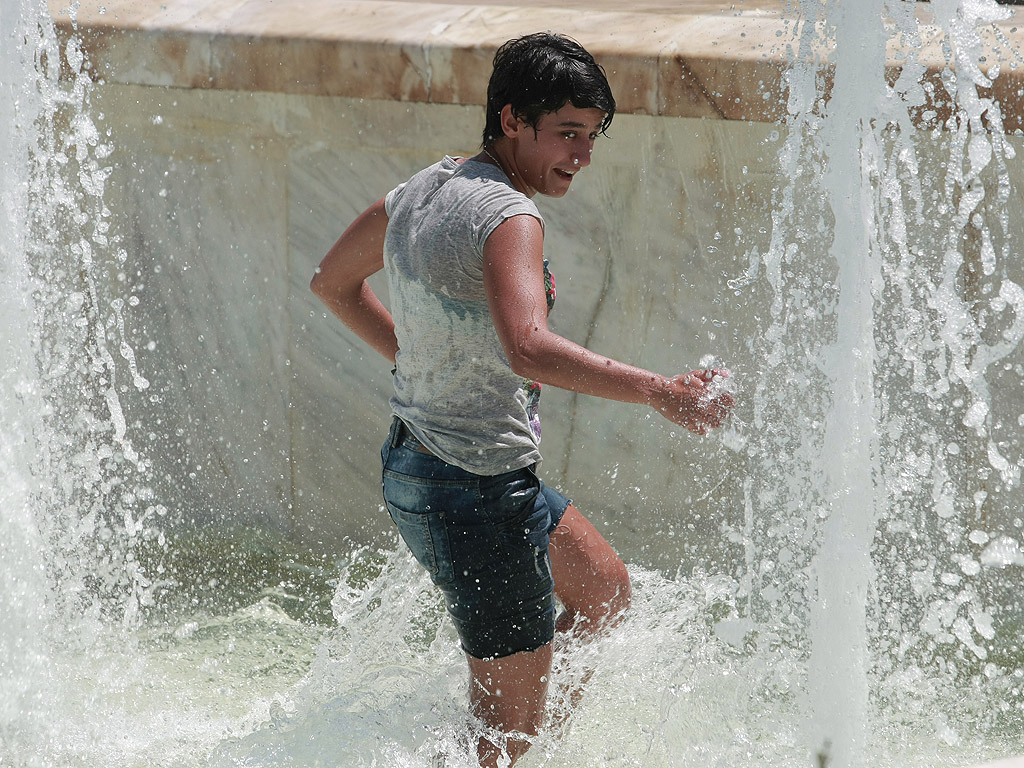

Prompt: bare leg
xmin=549 ymin=503 xmax=632 ymax=637
xmin=467 ymin=644 xmax=553 ymax=767
xmin=465 ymin=503 xmax=629 ymax=767
xmin=545 ymin=503 xmax=631 ymax=722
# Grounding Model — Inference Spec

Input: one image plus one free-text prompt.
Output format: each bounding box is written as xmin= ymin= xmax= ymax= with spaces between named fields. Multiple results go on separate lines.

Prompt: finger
xmin=704 ymin=402 xmax=731 ymax=427
xmin=703 ymin=410 xmax=724 ymax=429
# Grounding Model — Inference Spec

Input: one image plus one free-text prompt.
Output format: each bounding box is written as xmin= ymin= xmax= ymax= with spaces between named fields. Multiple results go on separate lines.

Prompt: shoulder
xmin=484 ymin=213 xmax=544 ymax=254
xmin=457 ymin=162 xmax=543 ymax=221
xmin=385 ymin=157 xmax=460 ymax=214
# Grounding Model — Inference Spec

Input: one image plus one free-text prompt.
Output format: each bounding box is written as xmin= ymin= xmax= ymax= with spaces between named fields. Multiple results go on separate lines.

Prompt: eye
xmin=562 ymin=131 xmax=577 ymax=140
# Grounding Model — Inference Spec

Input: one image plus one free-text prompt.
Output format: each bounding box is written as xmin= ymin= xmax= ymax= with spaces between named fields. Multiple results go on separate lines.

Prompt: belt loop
xmin=389 ymin=415 xmax=403 ymax=448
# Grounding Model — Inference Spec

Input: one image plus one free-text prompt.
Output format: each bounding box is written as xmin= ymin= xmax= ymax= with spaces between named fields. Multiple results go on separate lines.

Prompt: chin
xmin=542 ymin=179 xmax=573 ymax=198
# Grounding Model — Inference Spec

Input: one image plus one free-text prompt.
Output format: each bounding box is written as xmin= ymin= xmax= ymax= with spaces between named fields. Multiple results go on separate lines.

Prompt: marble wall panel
xmin=87 ymin=81 xmax=1024 ymax=569
xmin=286 ymin=93 xmax=480 ymax=154
xmin=272 ymin=93 xmax=779 ymax=566
xmin=76 ymin=27 xmax=215 ymax=90
xmin=86 ymin=84 xmax=800 ymax=569
xmin=207 ymin=37 xmax=437 ymax=102
xmin=97 ymin=85 xmax=294 ymax=538
xmin=970 ymin=132 xmax=1024 ymax=527
xmin=287 ymin=148 xmax=410 ymax=551
xmin=284 ymin=96 xmax=482 ymax=550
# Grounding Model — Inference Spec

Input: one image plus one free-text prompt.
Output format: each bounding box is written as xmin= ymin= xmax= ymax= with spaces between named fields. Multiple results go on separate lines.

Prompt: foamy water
xmin=6 ymin=543 xmax=1016 ymax=767
xmin=220 ymin=549 xmax=1016 ymax=768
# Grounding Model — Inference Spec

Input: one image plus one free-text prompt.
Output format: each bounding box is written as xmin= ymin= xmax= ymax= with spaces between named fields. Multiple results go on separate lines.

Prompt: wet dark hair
xmin=482 ymin=32 xmax=616 ymax=147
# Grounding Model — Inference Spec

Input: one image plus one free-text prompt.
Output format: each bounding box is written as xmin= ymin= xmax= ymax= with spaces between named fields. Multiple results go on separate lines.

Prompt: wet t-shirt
xmin=383 ymin=156 xmax=550 ymax=475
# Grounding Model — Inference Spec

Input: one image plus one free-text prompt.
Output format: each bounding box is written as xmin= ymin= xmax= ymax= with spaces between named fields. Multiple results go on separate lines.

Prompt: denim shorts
xmin=381 ymin=417 xmax=570 ymax=660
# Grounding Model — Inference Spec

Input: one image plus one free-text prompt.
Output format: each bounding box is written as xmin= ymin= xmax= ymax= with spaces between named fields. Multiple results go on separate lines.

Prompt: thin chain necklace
xmin=481 ymin=146 xmax=503 ymax=173
xmin=480 ymin=145 xmax=527 ymax=195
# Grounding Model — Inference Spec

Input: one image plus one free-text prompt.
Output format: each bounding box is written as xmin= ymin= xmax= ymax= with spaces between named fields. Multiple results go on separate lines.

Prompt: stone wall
xmin=97 ymin=82 xmax=785 ymax=567
xmin=71 ymin=0 xmax=1024 ymax=572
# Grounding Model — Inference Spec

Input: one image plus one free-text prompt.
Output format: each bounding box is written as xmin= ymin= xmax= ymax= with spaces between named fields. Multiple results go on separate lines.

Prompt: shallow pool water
xmin=7 ymin=536 xmax=1020 ymax=768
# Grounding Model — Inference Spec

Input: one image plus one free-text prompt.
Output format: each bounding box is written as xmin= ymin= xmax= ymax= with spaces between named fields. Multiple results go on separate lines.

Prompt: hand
xmin=651 ymin=368 xmax=734 ymax=435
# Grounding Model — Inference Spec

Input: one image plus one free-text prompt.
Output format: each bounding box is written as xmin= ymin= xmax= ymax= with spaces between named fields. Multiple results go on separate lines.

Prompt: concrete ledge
xmin=48 ymin=0 xmax=1024 ymax=129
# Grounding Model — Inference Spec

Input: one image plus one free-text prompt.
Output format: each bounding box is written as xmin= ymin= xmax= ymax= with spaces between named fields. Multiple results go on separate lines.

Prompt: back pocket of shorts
xmin=386 ymin=503 xmax=455 ymax=587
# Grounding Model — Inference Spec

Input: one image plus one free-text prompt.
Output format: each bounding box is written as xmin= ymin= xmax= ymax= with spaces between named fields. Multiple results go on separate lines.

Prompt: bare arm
xmin=311 ymin=198 xmax=398 ymax=364
xmin=483 ymin=215 xmax=732 ymax=434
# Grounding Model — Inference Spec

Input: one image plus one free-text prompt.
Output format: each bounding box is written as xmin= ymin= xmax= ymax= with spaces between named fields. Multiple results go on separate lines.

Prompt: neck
xmin=479 ymin=142 xmax=531 ymax=197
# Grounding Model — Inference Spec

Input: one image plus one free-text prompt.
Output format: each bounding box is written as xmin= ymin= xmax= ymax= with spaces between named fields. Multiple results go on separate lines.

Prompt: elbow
xmin=505 ymin=332 xmax=552 ymax=381
xmin=507 ymin=355 xmax=537 ymax=380
xmin=310 ymin=269 xmax=330 ymax=303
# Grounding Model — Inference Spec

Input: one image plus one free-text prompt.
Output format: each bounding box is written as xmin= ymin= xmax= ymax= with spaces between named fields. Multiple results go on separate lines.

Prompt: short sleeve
xmin=384 ymin=181 xmax=408 ymax=217
xmin=474 ymin=205 xmax=544 ymax=256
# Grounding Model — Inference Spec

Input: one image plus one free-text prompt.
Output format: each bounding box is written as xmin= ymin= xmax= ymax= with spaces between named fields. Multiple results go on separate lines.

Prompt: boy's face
xmin=504 ymin=104 xmax=605 ymax=198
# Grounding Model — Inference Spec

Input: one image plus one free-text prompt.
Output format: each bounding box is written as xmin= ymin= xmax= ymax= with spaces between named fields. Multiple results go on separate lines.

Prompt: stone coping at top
xmin=49 ymin=0 xmax=1024 ymax=130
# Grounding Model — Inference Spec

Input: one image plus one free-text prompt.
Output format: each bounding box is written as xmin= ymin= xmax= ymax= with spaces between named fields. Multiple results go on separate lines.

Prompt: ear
xmin=499 ymin=104 xmax=525 ymax=139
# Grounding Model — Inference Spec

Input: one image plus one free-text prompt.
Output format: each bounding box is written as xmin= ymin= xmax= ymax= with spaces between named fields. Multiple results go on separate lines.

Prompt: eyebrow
xmin=556 ymin=120 xmax=602 ymax=130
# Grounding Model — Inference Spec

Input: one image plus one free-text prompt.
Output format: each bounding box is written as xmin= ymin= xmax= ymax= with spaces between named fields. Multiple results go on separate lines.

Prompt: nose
xmin=572 ymin=137 xmax=594 ymax=168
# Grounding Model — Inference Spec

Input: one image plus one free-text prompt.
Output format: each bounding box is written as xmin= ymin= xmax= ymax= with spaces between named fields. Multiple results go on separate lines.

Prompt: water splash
xmin=1 ymin=0 xmax=65 ymax=756
xmin=13 ymin=0 xmax=157 ymax=627
xmin=1 ymin=1 xmax=162 ymax=762
xmin=748 ymin=0 xmax=1023 ymax=765
xmin=212 ymin=548 xmax=808 ymax=768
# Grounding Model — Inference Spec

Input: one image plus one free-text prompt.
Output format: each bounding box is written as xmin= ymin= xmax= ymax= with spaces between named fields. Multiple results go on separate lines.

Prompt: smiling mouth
xmin=554 ymin=169 xmax=576 ymax=180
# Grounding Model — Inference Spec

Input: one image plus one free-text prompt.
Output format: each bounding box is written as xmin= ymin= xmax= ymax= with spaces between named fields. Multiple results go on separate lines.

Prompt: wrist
xmin=643 ymin=373 xmax=671 ymax=408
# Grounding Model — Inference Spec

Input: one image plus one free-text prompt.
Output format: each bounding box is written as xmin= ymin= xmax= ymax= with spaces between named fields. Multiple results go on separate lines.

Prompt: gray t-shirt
xmin=383 ymin=156 xmax=546 ymax=475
